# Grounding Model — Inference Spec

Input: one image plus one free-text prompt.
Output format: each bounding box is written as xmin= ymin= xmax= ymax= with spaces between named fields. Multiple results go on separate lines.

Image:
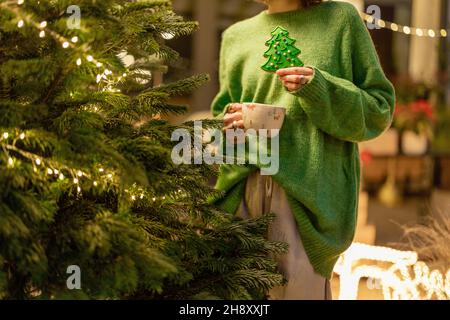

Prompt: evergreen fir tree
xmin=0 ymin=0 xmax=286 ymax=299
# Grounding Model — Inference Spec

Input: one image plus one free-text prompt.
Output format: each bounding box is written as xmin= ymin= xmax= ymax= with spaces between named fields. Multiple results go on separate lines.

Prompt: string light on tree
xmin=2 ymin=0 xmax=195 ymax=262
xmin=5 ymin=2 xmax=129 ymax=88
xmin=0 ymin=130 xmax=133 ymax=196
xmin=1 ymin=136 xmax=180 ymax=200
xmin=0 ymin=0 xmax=278 ymax=300
xmin=161 ymin=32 xmax=174 ymax=40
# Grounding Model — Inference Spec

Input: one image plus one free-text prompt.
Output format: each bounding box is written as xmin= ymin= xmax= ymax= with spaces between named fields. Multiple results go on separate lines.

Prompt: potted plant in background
xmin=374 ymin=81 xmax=436 ymax=207
xmin=393 ymin=81 xmax=436 ymax=156
xmin=394 ymin=99 xmax=435 ymax=155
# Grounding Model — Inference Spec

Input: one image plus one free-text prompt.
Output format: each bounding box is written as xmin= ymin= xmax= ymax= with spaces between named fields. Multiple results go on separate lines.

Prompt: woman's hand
xmin=223 ymin=103 xmax=245 ymax=131
xmin=276 ymin=67 xmax=314 ymax=92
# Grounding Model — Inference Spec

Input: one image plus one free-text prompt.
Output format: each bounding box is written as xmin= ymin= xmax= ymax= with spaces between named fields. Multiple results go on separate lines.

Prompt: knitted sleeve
xmin=290 ymin=4 xmax=395 ymax=142
xmin=211 ymin=30 xmax=233 ymax=119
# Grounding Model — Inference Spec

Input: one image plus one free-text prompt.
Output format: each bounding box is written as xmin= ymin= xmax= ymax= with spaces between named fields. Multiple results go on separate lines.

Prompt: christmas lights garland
xmin=2 ymin=0 xmax=127 ymax=88
xmin=1 ymin=130 xmax=185 ymax=202
xmin=361 ymin=12 xmax=448 ymax=38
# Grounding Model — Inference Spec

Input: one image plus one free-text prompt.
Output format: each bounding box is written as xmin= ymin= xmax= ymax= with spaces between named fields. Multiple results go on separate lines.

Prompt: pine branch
xmin=150 ymin=74 xmax=210 ymax=96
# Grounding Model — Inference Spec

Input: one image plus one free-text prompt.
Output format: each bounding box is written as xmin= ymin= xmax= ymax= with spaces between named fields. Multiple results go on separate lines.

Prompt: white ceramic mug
xmin=242 ymin=103 xmax=286 ymax=137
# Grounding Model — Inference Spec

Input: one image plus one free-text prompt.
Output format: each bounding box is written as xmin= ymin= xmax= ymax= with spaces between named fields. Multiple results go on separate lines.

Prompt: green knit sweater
xmin=210 ymin=1 xmax=395 ymax=279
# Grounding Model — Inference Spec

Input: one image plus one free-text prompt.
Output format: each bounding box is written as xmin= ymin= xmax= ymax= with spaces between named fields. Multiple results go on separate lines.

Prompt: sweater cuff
xmin=289 ymin=67 xmax=328 ymax=106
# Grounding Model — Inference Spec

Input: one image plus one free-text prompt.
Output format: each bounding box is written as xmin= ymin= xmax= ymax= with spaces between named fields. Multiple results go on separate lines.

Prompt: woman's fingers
xmin=276 ymin=68 xmax=314 ymax=92
xmin=227 ymin=103 xmax=243 ymax=113
xmin=276 ymin=67 xmax=314 ymax=77
xmin=223 ymin=111 xmax=244 ymax=130
xmin=223 ymin=104 xmax=245 ymax=131
xmin=279 ymin=74 xmax=311 ymax=84
xmin=223 ymin=119 xmax=244 ymax=131
xmin=224 ymin=111 xmax=242 ymax=124
xmin=281 ymin=76 xmax=313 ymax=92
xmin=283 ymin=82 xmax=301 ymax=92
xmin=280 ymin=75 xmax=301 ymax=83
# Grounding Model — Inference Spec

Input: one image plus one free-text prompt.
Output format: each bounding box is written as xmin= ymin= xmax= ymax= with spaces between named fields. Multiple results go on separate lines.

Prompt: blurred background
xmin=165 ymin=0 xmax=450 ymax=299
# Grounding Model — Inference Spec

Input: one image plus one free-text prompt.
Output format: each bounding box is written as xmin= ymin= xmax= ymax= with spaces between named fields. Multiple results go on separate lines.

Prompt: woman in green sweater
xmin=211 ymin=0 xmax=395 ymax=299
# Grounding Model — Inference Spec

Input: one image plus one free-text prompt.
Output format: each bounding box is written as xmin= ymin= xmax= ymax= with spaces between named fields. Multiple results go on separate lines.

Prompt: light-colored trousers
xmin=236 ymin=171 xmax=332 ymax=300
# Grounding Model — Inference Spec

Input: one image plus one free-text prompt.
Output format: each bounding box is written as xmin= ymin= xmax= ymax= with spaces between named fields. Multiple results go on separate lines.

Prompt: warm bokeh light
xmin=334 ymin=243 xmax=450 ymax=300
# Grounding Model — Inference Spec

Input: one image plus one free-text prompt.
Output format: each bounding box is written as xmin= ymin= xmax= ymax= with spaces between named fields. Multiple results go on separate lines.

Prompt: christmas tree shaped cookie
xmin=261 ymin=26 xmax=304 ymax=72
